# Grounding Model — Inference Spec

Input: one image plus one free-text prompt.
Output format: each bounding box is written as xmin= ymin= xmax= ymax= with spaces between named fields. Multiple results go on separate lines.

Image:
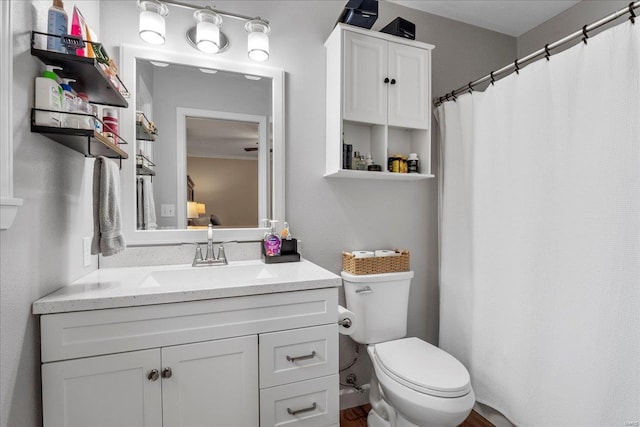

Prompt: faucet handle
xmin=194 ymin=244 xmax=204 ymax=261
xmin=217 ymin=246 xmax=227 ymax=264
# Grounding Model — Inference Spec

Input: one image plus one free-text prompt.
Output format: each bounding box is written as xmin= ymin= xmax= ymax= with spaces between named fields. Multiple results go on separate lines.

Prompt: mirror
xmin=119 ymin=45 xmax=285 ymax=245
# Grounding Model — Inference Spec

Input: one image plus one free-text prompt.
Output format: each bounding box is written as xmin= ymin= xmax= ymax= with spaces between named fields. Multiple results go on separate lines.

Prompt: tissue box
xmin=380 ymin=17 xmax=415 ymax=40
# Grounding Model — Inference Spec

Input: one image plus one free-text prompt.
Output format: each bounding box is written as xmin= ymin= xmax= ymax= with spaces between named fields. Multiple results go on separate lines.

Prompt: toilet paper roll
xmin=338 ymin=305 xmax=357 ymax=336
xmin=374 ymin=249 xmax=399 ymax=257
xmin=352 ymin=251 xmax=375 ymax=258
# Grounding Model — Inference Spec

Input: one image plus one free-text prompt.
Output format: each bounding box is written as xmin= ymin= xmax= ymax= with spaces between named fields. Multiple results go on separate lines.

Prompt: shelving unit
xmin=30 ymin=31 xmax=129 ymax=162
xmin=324 ymin=24 xmax=435 ymax=181
xmin=136 ymin=112 xmax=156 ymax=141
xmin=136 ymin=154 xmax=155 ymax=176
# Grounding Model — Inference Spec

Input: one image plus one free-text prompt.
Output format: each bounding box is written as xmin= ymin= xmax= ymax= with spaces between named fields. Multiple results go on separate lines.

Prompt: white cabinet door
xmin=42 ymin=349 xmax=162 ymax=427
xmin=161 ymin=335 xmax=259 ymax=427
xmin=387 ymin=41 xmax=430 ymax=129
xmin=343 ymin=31 xmax=388 ymax=125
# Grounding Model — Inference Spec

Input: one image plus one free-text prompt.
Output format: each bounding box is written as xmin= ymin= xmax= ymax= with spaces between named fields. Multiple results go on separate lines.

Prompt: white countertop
xmin=33 ymin=259 xmax=341 ymax=315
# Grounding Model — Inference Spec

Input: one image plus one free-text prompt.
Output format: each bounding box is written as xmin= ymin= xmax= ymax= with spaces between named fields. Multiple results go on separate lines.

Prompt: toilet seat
xmin=372 ymin=337 xmax=471 ymax=398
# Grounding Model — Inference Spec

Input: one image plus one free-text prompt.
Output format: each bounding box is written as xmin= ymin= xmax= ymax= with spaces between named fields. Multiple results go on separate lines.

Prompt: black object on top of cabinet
xmin=30 ymin=31 xmax=129 ymax=108
xmin=337 ymin=0 xmax=378 ymax=29
xmin=380 ymin=17 xmax=415 ymax=40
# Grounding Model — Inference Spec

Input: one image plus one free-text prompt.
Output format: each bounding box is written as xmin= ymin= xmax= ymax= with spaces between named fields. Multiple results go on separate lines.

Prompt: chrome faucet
xmin=192 ymin=225 xmax=230 ymax=267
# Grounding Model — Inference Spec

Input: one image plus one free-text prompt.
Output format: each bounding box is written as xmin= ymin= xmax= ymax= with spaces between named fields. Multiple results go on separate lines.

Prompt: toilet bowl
xmin=367 ymin=339 xmax=475 ymax=427
xmin=341 ymin=271 xmax=475 ymax=427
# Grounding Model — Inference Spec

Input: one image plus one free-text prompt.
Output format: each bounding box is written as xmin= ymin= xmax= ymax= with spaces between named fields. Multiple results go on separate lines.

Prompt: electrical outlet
xmin=161 ymin=204 xmax=175 ymax=217
xmin=83 ymin=237 xmax=92 ymax=267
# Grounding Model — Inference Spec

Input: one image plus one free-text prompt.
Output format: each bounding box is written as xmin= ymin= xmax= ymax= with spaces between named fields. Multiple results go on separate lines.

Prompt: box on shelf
xmin=337 ymin=0 xmax=378 ymax=29
xmin=342 ymin=250 xmax=410 ymax=275
xmin=380 ymin=17 xmax=415 ymax=40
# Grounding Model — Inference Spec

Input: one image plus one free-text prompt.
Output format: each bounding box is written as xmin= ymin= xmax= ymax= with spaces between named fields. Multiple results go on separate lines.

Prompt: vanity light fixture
xmin=137 ymin=0 xmax=169 ymax=46
xmin=137 ymin=0 xmax=271 ymax=62
xmin=245 ymin=19 xmax=270 ymax=62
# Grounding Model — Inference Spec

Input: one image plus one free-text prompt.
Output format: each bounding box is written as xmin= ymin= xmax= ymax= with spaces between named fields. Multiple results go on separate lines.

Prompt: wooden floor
xmin=339 ymin=404 xmax=494 ymax=427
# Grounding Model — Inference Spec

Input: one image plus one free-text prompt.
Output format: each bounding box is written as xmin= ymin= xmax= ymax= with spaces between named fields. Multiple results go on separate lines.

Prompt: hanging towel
xmin=136 ymin=177 xmax=144 ymax=229
xmin=142 ymin=176 xmax=157 ymax=230
xmin=91 ymin=156 xmax=126 ymax=256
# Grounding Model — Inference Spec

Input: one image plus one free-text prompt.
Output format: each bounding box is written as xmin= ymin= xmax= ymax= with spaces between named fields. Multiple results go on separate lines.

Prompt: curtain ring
xmin=490 ymin=71 xmax=495 ymax=86
xmin=468 ymin=81 xmax=474 ymax=94
xmin=582 ymin=25 xmax=589 ymax=44
xmin=544 ymin=44 xmax=551 ymax=61
xmin=514 ymin=59 xmax=520 ymax=75
xmin=445 ymin=93 xmax=451 ymax=102
xmin=451 ymin=91 xmax=457 ymax=101
xmin=630 ymin=2 xmax=637 ymax=24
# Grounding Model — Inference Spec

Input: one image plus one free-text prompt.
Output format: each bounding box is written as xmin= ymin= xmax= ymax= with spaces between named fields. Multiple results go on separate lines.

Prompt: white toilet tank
xmin=342 ymin=270 xmax=414 ymax=345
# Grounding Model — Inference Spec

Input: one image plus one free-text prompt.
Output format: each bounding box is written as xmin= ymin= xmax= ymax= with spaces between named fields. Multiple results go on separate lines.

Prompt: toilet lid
xmin=374 ymin=337 xmax=471 ymax=398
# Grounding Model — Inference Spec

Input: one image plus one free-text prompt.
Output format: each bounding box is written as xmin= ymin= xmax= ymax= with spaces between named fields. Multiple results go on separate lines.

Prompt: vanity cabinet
xmin=39 ymin=288 xmax=339 ymax=427
xmin=325 ymin=23 xmax=435 ymax=180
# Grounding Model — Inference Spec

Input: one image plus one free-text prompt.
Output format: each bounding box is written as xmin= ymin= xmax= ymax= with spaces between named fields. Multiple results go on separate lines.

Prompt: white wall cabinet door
xmin=387 ymin=41 xmax=430 ymax=129
xmin=343 ymin=31 xmax=388 ymax=125
xmin=42 ymin=349 xmax=162 ymax=427
xmin=161 ymin=335 xmax=259 ymax=427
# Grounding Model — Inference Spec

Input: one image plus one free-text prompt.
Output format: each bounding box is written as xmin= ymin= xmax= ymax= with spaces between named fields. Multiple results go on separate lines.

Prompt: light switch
xmin=161 ymin=204 xmax=175 ymax=217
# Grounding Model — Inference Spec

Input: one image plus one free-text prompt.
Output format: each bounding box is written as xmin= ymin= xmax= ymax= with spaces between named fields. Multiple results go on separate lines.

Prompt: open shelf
xmin=31 ymin=109 xmax=128 ymax=160
xmin=136 ymin=154 xmax=155 ymax=176
xmin=136 ymin=112 xmax=157 ymax=141
xmin=30 ymin=31 xmax=129 ymax=107
xmin=324 ymin=169 xmax=434 ymax=180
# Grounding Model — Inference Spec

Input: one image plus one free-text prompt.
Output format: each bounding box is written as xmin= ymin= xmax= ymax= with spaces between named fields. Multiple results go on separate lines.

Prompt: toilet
xmin=342 ymin=271 xmax=475 ymax=427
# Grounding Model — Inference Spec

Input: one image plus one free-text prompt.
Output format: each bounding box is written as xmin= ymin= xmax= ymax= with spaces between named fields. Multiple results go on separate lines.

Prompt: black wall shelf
xmin=31 ymin=31 xmax=129 ymax=107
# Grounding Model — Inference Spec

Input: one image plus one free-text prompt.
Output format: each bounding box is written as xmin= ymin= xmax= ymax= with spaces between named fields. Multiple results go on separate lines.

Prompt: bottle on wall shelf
xmin=407 ymin=153 xmax=420 ymax=173
xmin=264 ymin=220 xmax=281 ymax=256
xmin=34 ymin=65 xmax=63 ymax=127
xmin=352 ymin=151 xmax=360 ymax=170
xmin=59 ymin=78 xmax=78 ymax=129
xmin=46 ymin=0 xmax=68 ymax=53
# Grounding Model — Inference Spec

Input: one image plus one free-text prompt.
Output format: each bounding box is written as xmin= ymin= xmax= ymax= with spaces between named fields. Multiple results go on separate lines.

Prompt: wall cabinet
xmin=39 ymin=288 xmax=339 ymax=427
xmin=325 ymin=24 xmax=435 ymax=180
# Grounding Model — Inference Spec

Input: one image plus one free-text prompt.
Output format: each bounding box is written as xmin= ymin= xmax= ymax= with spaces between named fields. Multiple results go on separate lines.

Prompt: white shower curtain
xmin=436 ymin=21 xmax=639 ymax=426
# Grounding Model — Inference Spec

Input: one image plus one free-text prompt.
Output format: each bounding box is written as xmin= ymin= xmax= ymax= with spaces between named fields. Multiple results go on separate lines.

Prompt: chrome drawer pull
xmin=286 ymin=351 xmax=316 ymax=362
xmin=287 ymin=402 xmax=317 ymax=416
xmin=355 ymin=286 xmax=373 ymax=294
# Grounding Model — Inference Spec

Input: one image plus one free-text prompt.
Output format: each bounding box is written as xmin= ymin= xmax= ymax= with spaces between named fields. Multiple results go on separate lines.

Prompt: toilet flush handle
xmin=355 ymin=286 xmax=373 ymax=294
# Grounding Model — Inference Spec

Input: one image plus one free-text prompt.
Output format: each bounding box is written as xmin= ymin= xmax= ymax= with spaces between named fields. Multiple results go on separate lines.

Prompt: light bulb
xmin=138 ymin=0 xmax=168 ymax=46
xmin=194 ymin=9 xmax=222 ymax=54
xmin=245 ymin=19 xmax=270 ymax=62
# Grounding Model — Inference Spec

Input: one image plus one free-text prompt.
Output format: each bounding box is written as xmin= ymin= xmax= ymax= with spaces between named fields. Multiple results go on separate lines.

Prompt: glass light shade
xmin=138 ymin=1 xmax=168 ymax=46
xmin=187 ymin=201 xmax=198 ymax=219
xmin=245 ymin=20 xmax=270 ymax=62
xmin=194 ymin=9 xmax=222 ymax=54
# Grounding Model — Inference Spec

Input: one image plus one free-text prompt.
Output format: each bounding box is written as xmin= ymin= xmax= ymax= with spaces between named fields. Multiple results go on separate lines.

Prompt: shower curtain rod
xmin=433 ymin=1 xmax=639 ymax=107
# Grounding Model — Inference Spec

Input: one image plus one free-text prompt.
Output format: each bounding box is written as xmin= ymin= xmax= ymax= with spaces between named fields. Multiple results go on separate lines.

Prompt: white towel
xmin=142 ymin=176 xmax=157 ymax=230
xmin=91 ymin=157 xmax=126 ymax=256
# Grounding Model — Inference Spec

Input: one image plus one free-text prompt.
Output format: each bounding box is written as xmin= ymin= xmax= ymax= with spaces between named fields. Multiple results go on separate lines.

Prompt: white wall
xmin=1 ymin=2 xmax=101 ymax=426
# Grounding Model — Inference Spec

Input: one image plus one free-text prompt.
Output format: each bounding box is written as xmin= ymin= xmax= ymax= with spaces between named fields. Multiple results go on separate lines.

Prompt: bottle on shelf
xmin=46 ymin=0 xmax=68 ymax=53
xmin=34 ymin=65 xmax=63 ymax=127
xmin=76 ymin=92 xmax=94 ymax=130
xmin=352 ymin=151 xmax=360 ymax=170
xmin=407 ymin=153 xmax=420 ymax=173
xmin=59 ymin=78 xmax=78 ymax=128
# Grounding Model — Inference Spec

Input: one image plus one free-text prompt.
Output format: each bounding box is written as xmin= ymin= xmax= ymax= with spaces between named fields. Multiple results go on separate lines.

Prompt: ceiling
xmin=388 ymin=0 xmax=581 ymax=37
xmin=186 ymin=117 xmax=259 ymax=160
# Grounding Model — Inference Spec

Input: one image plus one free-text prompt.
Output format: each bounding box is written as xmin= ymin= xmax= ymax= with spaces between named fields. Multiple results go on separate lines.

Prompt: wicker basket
xmin=342 ymin=250 xmax=410 ymax=275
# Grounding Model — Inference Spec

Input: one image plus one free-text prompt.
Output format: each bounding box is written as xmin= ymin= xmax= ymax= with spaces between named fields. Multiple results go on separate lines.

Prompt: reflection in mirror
xmin=134 ymin=59 xmax=272 ymax=231
xmin=184 ymin=115 xmax=270 ymax=228
xmin=120 ymin=45 xmax=285 ymax=245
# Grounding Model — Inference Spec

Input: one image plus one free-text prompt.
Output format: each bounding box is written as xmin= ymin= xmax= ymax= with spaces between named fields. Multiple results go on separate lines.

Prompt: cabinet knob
xmin=390 ymin=79 xmax=396 ymax=85
xmin=383 ymin=77 xmax=390 ymax=84
xmin=147 ymin=369 xmax=160 ymax=382
xmin=161 ymin=367 xmax=173 ymax=379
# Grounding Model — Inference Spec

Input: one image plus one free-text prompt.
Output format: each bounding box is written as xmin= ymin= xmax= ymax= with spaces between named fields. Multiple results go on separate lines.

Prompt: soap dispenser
xmin=264 ymin=220 xmax=281 ymax=256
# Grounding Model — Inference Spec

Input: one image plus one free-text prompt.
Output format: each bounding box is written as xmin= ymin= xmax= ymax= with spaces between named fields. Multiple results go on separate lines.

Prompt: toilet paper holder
xmin=338 ymin=318 xmax=352 ymax=328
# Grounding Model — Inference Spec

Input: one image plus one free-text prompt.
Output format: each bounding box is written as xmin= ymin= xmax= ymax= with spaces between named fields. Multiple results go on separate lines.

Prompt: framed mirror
xmin=119 ymin=44 xmax=284 ymax=245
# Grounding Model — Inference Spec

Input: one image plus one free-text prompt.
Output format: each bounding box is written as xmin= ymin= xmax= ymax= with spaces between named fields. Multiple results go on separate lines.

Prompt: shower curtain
xmin=436 ymin=22 xmax=639 ymax=426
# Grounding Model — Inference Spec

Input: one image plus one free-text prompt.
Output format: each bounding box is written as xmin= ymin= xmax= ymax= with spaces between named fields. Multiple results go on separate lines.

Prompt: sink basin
xmin=144 ymin=261 xmax=278 ymax=290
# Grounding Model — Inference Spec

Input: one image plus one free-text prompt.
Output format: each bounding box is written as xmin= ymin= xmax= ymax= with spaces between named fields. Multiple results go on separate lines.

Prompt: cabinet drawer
xmin=260 ymin=324 xmax=338 ymax=388
xmin=260 ymin=375 xmax=339 ymax=427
